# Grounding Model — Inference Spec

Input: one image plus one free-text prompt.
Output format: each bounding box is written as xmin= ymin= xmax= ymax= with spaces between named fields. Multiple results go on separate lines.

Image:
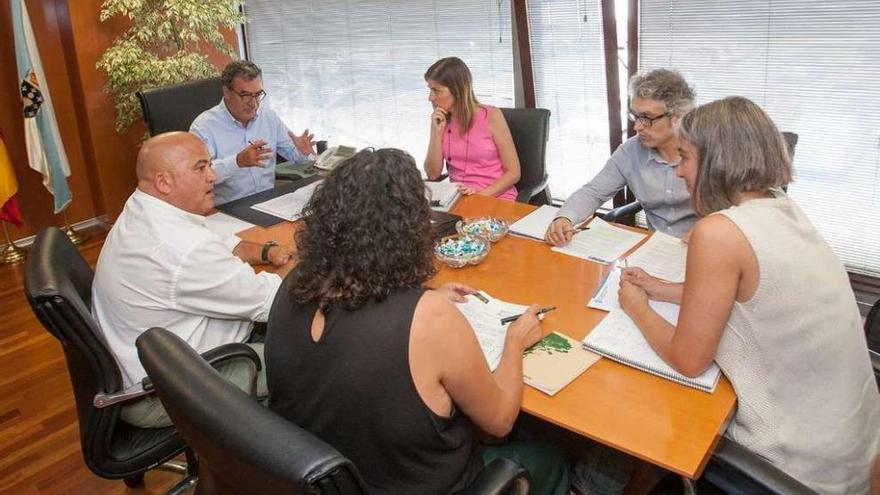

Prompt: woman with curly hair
xmin=265 ymin=148 xmax=569 ymax=495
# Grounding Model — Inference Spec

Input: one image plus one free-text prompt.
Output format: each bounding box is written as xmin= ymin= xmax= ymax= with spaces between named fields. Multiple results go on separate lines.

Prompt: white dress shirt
xmin=92 ymin=189 xmax=282 ymax=388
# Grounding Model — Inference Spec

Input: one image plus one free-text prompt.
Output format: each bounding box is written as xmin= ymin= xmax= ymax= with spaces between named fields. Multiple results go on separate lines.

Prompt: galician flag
xmin=11 ymin=0 xmax=72 ymax=214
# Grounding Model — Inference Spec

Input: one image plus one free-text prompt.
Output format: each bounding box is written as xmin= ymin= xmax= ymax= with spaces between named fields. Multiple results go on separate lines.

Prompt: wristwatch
xmin=261 ymin=241 xmax=278 ymax=263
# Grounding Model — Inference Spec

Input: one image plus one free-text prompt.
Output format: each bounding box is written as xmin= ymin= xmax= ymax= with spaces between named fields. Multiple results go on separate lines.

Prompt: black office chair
xmin=136 ymin=77 xmax=223 ymax=136
xmin=602 ymin=131 xmax=799 ymax=226
xmin=24 ymin=227 xmax=261 ymax=493
xmin=500 ymin=107 xmax=552 ymax=205
xmin=136 ymin=327 xmax=531 ymax=495
xmin=865 ymin=298 xmax=880 ymax=388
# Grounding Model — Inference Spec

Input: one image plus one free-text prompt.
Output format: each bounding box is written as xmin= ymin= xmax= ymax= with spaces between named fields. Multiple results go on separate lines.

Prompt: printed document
xmin=425 ymin=178 xmax=461 ymax=211
xmin=509 ymin=205 xmax=560 ymax=241
xmin=552 ymin=217 xmax=647 ymax=264
xmin=456 ymin=292 xmax=529 ymax=371
xmin=624 ymin=231 xmax=687 ymax=283
xmin=251 ymin=180 xmax=322 ymax=221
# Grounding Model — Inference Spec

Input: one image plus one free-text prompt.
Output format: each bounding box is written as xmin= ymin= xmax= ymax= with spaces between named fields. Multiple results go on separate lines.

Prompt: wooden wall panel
xmin=0 ymin=0 xmax=97 ymax=240
xmin=0 ymin=0 xmax=239 ymax=242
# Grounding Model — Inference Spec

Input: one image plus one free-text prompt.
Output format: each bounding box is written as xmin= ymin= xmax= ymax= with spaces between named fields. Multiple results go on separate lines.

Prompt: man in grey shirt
xmin=545 ymin=69 xmax=698 ymax=245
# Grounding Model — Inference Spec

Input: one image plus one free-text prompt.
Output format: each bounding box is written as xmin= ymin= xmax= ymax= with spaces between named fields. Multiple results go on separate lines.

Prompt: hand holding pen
xmin=500 ymin=306 xmax=556 ymax=325
xmin=236 ymin=139 xmax=273 ymax=168
xmin=544 ymin=217 xmax=589 ymax=247
xmin=504 ymin=304 xmax=544 ymax=352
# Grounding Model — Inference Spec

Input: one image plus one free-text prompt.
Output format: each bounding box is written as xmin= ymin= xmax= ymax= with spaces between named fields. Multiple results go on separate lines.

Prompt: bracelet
xmin=261 ymin=241 xmax=278 ymax=263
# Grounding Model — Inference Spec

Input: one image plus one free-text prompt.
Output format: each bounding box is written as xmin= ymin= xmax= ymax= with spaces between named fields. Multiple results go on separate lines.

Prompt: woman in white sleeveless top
xmin=618 ymin=96 xmax=880 ymax=494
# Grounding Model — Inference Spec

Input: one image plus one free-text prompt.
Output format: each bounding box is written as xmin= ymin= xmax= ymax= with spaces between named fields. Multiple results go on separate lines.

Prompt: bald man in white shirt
xmin=92 ymin=131 xmax=295 ymax=428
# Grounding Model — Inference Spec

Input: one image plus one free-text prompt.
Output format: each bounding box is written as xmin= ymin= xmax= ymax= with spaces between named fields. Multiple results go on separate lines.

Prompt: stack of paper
xmin=509 ymin=205 xmax=560 ymax=241
xmin=552 ymin=217 xmax=647 ymax=264
xmin=582 ymin=309 xmax=721 ymax=393
xmin=624 ymin=231 xmax=687 ymax=283
xmin=425 ymin=179 xmax=461 ymax=211
xmin=523 ymin=332 xmax=600 ymax=395
xmin=251 ymin=180 xmax=322 ymax=221
xmin=455 ymin=292 xmax=529 ymax=371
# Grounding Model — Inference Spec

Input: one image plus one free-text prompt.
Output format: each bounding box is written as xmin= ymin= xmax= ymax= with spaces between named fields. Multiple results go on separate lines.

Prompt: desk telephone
xmin=314 ymin=145 xmax=357 ymax=171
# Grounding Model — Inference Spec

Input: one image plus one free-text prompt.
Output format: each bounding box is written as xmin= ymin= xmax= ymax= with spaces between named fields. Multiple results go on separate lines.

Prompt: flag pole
xmin=1 ymin=221 xmax=25 ymax=264
xmin=61 ymin=210 xmax=84 ymax=245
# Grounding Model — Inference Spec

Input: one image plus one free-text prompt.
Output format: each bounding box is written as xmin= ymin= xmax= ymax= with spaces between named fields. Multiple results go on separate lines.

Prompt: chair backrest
xmin=136 ymin=77 xmax=223 ymax=136
xmin=499 ymin=107 xmax=551 ymax=204
xmin=136 ymin=327 xmax=368 ymax=495
xmin=23 ymin=227 xmax=178 ymax=478
xmin=782 ymin=131 xmax=798 ymax=160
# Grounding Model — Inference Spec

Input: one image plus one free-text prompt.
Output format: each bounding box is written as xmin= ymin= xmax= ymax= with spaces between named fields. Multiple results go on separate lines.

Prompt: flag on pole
xmin=0 ymin=135 xmax=23 ymax=227
xmin=11 ymin=0 xmax=72 ymax=214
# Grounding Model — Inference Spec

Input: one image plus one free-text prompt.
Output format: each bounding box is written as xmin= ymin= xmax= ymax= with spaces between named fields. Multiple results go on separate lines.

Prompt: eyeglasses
xmin=232 ymin=89 xmax=267 ymax=103
xmin=628 ymin=111 xmax=670 ymax=128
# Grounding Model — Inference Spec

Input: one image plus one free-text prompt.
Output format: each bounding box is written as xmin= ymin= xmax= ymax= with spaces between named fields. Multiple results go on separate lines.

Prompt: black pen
xmin=500 ymin=306 xmax=556 ymax=325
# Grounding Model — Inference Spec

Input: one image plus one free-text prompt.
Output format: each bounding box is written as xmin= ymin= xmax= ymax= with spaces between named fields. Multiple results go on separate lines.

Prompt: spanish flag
xmin=0 ymin=135 xmax=23 ymax=227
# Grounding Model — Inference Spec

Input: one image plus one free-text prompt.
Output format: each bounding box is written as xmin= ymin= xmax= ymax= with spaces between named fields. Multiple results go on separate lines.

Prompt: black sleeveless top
xmin=266 ymin=278 xmax=481 ymax=494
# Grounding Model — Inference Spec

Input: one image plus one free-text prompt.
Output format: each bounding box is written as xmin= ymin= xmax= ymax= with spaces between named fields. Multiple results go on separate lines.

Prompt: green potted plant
xmin=96 ymin=0 xmax=243 ymax=133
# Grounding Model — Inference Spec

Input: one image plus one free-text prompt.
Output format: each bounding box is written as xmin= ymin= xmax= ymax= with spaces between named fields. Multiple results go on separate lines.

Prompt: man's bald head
xmin=136 ymin=132 xmax=216 ymax=215
xmin=136 ymin=132 xmax=205 ymax=183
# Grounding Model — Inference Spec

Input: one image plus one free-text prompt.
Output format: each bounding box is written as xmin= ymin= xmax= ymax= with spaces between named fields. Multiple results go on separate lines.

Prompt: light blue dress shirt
xmin=190 ymin=100 xmax=307 ymax=205
xmin=556 ymin=135 xmax=696 ymax=238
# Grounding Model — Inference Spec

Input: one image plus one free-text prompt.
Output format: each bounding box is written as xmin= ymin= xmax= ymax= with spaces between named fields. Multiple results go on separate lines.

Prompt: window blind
xmin=527 ymin=0 xmax=611 ymax=200
xmin=243 ymin=0 xmax=514 ymax=166
xmin=640 ymin=0 xmax=880 ymax=276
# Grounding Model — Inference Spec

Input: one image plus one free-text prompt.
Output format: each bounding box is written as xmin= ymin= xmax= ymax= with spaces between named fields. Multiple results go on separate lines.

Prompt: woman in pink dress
xmin=423 ymin=57 xmax=520 ymax=201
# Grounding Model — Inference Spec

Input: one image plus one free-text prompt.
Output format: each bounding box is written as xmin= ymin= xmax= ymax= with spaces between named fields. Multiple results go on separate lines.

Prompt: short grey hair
xmin=221 ymin=60 xmax=262 ymax=87
xmin=629 ymin=68 xmax=696 ymax=115
xmin=678 ymin=96 xmax=793 ymax=216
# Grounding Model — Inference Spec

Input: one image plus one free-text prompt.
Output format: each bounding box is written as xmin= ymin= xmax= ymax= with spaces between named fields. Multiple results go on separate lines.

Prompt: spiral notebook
xmin=582 ymin=310 xmax=721 ymax=393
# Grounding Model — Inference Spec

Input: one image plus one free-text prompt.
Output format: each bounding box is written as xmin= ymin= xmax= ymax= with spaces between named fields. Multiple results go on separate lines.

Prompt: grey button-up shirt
xmin=556 ymin=136 xmax=696 ymax=237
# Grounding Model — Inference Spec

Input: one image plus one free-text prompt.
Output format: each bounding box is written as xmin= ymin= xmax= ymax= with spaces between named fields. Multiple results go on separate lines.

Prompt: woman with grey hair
xmin=619 ymin=96 xmax=880 ymax=493
xmin=546 ymin=68 xmax=697 ymax=244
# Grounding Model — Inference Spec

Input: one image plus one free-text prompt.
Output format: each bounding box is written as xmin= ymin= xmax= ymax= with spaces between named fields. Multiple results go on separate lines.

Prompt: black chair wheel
xmin=124 ymin=474 xmax=145 ymax=487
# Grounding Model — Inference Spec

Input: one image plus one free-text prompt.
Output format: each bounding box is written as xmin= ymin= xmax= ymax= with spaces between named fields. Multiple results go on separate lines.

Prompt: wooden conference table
xmin=236 ymin=193 xmax=737 ymax=480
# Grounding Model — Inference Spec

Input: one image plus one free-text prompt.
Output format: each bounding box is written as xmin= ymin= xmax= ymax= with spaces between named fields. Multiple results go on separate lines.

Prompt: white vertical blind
xmin=244 ymin=0 xmax=514 ymax=164
xmin=527 ymin=0 xmax=611 ymax=200
xmin=640 ymin=0 xmax=880 ymax=276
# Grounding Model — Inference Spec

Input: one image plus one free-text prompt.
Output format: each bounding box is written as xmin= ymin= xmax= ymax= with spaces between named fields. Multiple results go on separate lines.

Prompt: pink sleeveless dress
xmin=443 ymin=106 xmax=517 ymax=201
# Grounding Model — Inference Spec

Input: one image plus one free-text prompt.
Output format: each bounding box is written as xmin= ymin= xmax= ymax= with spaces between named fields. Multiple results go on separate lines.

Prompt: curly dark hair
xmin=288 ymin=148 xmax=437 ymax=311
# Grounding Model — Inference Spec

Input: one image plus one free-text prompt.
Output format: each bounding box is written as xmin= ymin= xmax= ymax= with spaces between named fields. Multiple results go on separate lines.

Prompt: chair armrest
xmin=462 ymin=457 xmax=529 ymax=495
xmin=601 ymin=201 xmax=642 ymax=225
xmin=427 ymin=173 xmax=449 ymax=182
xmin=200 ymin=342 xmax=262 ymax=372
xmin=703 ymin=437 xmax=817 ymax=495
xmin=515 ymin=175 xmax=549 ymax=204
xmin=93 ymin=343 xmax=261 ymax=409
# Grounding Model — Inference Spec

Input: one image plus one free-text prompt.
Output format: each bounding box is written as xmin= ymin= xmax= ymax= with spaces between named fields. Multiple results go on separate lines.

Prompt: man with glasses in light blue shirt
xmin=545 ymin=69 xmax=698 ymax=244
xmin=191 ymin=60 xmax=316 ymax=205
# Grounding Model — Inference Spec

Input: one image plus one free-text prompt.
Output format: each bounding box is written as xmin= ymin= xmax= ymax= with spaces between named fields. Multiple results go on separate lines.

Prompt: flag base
xmin=62 ymin=211 xmax=85 ymax=246
xmin=1 ymin=242 xmax=25 ymax=264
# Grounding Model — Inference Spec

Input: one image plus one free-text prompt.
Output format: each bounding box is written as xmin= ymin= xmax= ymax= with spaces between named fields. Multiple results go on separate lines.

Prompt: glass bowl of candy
xmin=434 ymin=235 xmax=491 ymax=268
xmin=455 ymin=217 xmax=509 ymax=242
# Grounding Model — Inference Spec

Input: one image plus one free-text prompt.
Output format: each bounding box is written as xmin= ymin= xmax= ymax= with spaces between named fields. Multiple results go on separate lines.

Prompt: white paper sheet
xmin=624 ymin=231 xmax=687 ymax=283
xmin=551 ymin=217 xmax=647 ymax=264
xmin=251 ymin=180 xmax=322 ymax=221
xmin=456 ymin=292 xmax=529 ymax=371
xmin=586 ymin=270 xmax=680 ymax=323
xmin=204 ymin=212 xmax=255 ymax=238
xmin=509 ymin=205 xmax=560 ymax=241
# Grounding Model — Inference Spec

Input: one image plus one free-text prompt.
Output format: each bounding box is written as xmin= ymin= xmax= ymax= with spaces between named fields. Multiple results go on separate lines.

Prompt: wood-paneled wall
xmin=0 ymin=0 xmax=238 ymax=241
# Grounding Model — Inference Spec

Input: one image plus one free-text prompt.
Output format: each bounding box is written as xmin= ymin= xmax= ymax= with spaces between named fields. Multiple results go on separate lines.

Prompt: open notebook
xmin=582 ymin=309 xmax=722 ymax=393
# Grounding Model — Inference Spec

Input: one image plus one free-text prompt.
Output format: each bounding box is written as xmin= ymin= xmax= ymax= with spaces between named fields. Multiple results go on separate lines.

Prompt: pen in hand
xmin=500 ymin=306 xmax=557 ymax=325
xmin=563 ymin=226 xmax=589 ymax=235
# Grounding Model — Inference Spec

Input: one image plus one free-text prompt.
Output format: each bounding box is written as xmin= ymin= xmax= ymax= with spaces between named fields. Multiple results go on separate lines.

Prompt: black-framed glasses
xmin=628 ymin=110 xmax=670 ymax=128
xmin=233 ymin=89 xmax=267 ymax=103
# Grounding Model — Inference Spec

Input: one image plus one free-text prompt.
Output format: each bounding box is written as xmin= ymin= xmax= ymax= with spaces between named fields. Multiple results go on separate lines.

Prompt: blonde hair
xmin=678 ymin=96 xmax=793 ymax=216
xmin=424 ymin=57 xmax=480 ymax=133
